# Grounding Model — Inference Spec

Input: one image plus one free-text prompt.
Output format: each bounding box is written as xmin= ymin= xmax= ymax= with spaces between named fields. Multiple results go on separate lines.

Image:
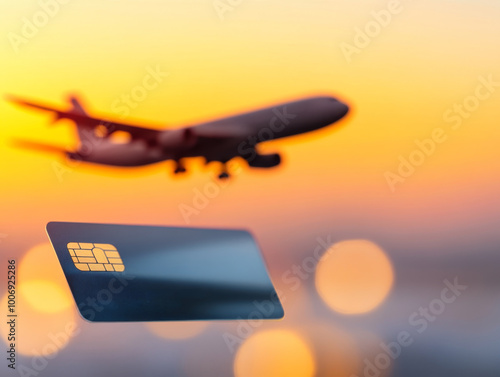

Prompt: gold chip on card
xmin=67 ymin=242 xmax=125 ymax=272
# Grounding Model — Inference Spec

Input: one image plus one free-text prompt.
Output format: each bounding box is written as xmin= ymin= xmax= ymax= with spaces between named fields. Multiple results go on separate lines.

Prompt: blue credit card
xmin=46 ymin=222 xmax=284 ymax=322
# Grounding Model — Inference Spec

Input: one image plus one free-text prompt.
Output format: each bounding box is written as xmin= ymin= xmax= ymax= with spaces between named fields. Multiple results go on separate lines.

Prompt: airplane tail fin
xmin=67 ymin=95 xmax=88 ymax=116
xmin=49 ymin=95 xmax=88 ymax=125
xmin=12 ymin=139 xmax=69 ymax=155
xmin=63 ymin=95 xmax=96 ymax=142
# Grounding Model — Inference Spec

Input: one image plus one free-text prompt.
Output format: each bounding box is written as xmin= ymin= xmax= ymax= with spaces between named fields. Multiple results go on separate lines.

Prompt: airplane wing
xmin=6 ymin=95 xmax=161 ymax=142
xmin=12 ymin=139 xmax=69 ymax=154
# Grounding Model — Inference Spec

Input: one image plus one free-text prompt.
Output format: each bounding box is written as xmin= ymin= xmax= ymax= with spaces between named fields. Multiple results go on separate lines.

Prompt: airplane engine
xmin=246 ymin=153 xmax=281 ymax=168
xmin=157 ymin=128 xmax=197 ymax=150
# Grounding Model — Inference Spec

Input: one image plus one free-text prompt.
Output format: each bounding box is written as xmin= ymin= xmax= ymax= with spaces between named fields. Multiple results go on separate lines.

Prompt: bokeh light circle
xmin=315 ymin=240 xmax=394 ymax=314
xmin=20 ymin=279 xmax=72 ymax=313
xmin=234 ymin=329 xmax=316 ymax=377
xmin=302 ymin=322 xmax=360 ymax=377
xmin=0 ymin=243 xmax=77 ymax=356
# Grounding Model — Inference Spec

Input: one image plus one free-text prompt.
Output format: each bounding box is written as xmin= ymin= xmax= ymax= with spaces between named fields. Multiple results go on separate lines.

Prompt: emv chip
xmin=67 ymin=242 xmax=124 ymax=272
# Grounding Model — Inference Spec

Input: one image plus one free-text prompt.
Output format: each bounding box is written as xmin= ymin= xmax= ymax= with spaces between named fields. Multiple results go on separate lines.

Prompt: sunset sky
xmin=1 ymin=1 xmax=499 ymax=376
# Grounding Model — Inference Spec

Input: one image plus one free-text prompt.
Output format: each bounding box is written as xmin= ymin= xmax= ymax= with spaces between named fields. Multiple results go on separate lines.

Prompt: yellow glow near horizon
xmin=20 ymin=279 xmax=72 ymax=313
xmin=0 ymin=243 xmax=78 ymax=356
xmin=20 ymin=243 xmax=71 ymax=283
xmin=0 ymin=0 xmax=499 ymax=235
xmin=234 ymin=329 xmax=316 ymax=377
xmin=19 ymin=242 xmax=75 ymax=313
xmin=315 ymin=240 xmax=394 ymax=315
xmin=0 ymin=289 xmax=77 ymax=356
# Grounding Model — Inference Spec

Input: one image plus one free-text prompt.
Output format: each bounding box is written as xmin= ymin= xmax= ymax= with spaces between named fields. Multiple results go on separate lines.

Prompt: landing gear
xmin=218 ymin=164 xmax=230 ymax=179
xmin=173 ymin=161 xmax=186 ymax=174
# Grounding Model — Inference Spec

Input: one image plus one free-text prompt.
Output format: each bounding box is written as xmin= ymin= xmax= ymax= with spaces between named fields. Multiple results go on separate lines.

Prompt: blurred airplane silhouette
xmin=8 ymin=94 xmax=349 ymax=178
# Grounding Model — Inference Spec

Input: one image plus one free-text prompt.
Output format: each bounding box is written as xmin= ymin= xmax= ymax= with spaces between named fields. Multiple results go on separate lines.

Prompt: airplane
xmin=7 ymin=94 xmax=350 ymax=179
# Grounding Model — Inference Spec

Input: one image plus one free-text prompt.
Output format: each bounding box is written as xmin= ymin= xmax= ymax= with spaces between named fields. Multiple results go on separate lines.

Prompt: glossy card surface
xmin=46 ymin=221 xmax=284 ymax=322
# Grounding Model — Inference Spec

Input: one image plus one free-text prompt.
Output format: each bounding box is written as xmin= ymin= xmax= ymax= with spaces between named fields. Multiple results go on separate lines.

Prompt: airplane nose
xmin=325 ymin=97 xmax=349 ymax=119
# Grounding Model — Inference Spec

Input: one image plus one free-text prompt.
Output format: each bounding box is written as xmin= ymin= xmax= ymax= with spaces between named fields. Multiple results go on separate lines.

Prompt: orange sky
xmin=1 ymin=1 xmax=499 ymax=376
xmin=0 ymin=0 xmax=497 ymax=259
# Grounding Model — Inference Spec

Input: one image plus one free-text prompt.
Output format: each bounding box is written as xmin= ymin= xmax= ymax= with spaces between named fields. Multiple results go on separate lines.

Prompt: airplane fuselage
xmin=70 ymin=96 xmax=349 ymax=168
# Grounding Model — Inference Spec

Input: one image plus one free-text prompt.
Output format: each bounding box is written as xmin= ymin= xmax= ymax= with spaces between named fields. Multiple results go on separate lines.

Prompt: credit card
xmin=46 ymin=221 xmax=284 ymax=322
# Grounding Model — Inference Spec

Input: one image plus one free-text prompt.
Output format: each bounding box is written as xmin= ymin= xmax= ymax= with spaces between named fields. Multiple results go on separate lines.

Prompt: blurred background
xmin=0 ymin=0 xmax=499 ymax=376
